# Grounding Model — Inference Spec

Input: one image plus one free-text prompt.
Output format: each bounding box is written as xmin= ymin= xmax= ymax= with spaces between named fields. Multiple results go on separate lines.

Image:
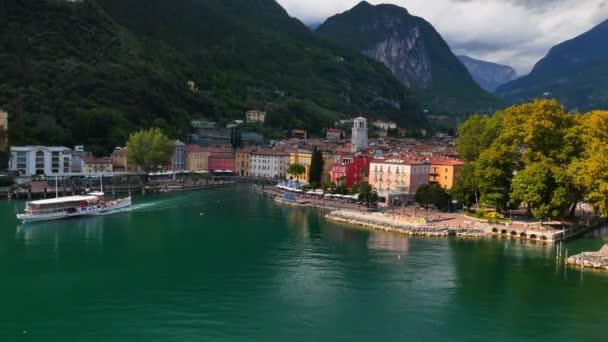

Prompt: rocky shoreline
xmin=326 ymin=210 xmax=486 ymax=238
xmin=566 ymin=245 xmax=608 ymax=271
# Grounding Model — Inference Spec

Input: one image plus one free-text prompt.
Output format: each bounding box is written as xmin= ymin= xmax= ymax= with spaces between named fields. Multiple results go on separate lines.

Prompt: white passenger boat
xmin=17 ymin=192 xmax=132 ymax=223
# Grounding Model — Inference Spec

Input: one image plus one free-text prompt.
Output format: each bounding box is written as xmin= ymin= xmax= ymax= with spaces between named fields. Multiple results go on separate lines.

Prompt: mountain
xmin=1 ymin=0 xmax=425 ymax=153
xmin=316 ymin=1 xmax=500 ymax=114
xmin=457 ymin=55 xmax=517 ymax=92
xmin=496 ymin=19 xmax=608 ymax=111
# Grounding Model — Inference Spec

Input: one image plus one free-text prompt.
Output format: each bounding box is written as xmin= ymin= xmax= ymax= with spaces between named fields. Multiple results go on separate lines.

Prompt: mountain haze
xmin=497 ymin=19 xmax=608 ymax=111
xmin=457 ymin=55 xmax=517 ymax=92
xmin=316 ymin=1 xmax=500 ymax=114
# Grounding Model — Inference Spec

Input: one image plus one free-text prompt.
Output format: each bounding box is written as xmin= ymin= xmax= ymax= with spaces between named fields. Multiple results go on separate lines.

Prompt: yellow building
xmin=185 ymin=146 xmax=228 ymax=172
xmin=246 ymin=110 xmax=266 ymax=124
xmin=81 ymin=156 xmax=113 ymax=174
xmin=0 ymin=110 xmax=7 ymax=153
xmin=111 ymin=148 xmax=139 ymax=172
xmin=289 ymin=149 xmax=333 ymax=184
xmin=428 ymin=158 xmax=465 ymax=189
xmin=236 ymin=147 xmax=256 ymax=176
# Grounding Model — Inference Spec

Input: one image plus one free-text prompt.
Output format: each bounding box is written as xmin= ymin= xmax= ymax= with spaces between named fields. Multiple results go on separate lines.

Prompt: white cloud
xmin=276 ymin=0 xmax=608 ymax=74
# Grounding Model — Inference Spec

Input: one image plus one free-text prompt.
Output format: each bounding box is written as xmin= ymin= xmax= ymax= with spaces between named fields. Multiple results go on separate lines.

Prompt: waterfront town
xmin=2 ymin=111 xmax=464 ymax=208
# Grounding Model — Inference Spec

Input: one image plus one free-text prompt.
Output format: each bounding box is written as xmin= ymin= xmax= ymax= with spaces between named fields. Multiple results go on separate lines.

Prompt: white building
xmin=351 ymin=117 xmax=369 ymax=153
xmin=251 ymin=150 xmax=290 ymax=179
xmin=372 ymin=120 xmax=397 ymax=131
xmin=171 ymin=140 xmax=186 ymax=172
xmin=9 ymin=146 xmax=73 ymax=176
xmin=246 ymin=110 xmax=266 ymax=124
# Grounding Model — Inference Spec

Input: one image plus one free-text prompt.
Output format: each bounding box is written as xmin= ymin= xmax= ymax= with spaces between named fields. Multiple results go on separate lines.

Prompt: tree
xmin=455 ymin=113 xmax=501 ymax=162
xmin=357 ymin=182 xmax=378 ymax=207
xmin=287 ymin=164 xmax=306 ymax=183
xmin=510 ymin=162 xmax=573 ymax=221
xmin=415 ymin=184 xmax=452 ymax=210
xmin=475 ymin=144 xmax=519 ymax=212
xmin=126 ymin=128 xmax=174 ymax=173
xmin=574 ymin=110 xmax=608 ymax=216
xmin=450 ymin=163 xmax=478 ymax=210
xmin=230 ymin=127 xmax=242 ymax=150
xmin=309 ymin=148 xmax=324 ymax=186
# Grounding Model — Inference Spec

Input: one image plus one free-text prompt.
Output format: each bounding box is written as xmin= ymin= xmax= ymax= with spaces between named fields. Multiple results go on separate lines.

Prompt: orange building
xmin=427 ymin=158 xmax=465 ymax=189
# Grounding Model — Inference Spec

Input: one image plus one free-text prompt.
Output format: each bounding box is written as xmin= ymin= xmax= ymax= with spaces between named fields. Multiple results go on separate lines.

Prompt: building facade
xmin=251 ymin=150 xmax=290 ymax=179
xmin=208 ymin=153 xmax=235 ymax=173
xmin=372 ymin=120 xmax=397 ymax=131
xmin=185 ymin=145 xmax=208 ymax=171
xmin=326 ymin=128 xmax=343 ymax=141
xmin=111 ymin=147 xmax=139 ymax=173
xmin=289 ymin=150 xmax=312 ymax=183
xmin=428 ymin=158 xmax=465 ymax=189
xmin=351 ymin=117 xmax=368 ymax=153
xmin=330 ymin=156 xmax=371 ymax=188
xmin=246 ymin=110 xmax=266 ymax=124
xmin=369 ymin=157 xmax=430 ymax=206
xmin=81 ymin=156 xmax=113 ymax=174
xmin=9 ymin=146 xmax=73 ymax=176
xmin=170 ymin=140 xmax=186 ymax=172
xmin=236 ymin=147 xmax=256 ymax=177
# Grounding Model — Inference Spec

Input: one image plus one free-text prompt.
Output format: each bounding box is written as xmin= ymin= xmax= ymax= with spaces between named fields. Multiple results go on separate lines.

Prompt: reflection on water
xmin=584 ymin=226 xmax=608 ymax=239
xmin=367 ymin=231 xmax=410 ymax=254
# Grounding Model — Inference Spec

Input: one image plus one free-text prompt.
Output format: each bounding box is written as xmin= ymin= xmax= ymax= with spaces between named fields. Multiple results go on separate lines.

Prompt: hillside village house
xmin=372 ymin=120 xmax=397 ymax=131
xmin=246 ymin=110 xmax=266 ymax=124
xmin=325 ymin=128 xmax=343 ymax=141
xmin=427 ymin=157 xmax=465 ymax=189
xmin=369 ymin=157 xmax=430 ymax=206
xmin=9 ymin=146 xmax=73 ymax=176
xmin=81 ymin=156 xmax=113 ymax=174
xmin=251 ymin=150 xmax=290 ymax=179
xmin=236 ymin=147 xmax=256 ymax=177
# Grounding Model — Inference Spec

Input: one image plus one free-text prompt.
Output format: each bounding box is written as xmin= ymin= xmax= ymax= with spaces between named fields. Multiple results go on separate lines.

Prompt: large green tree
xmin=126 ymin=128 xmax=174 ymax=173
xmin=450 ymin=163 xmax=478 ymax=210
xmin=357 ymin=182 xmax=378 ymax=207
xmin=415 ymin=184 xmax=452 ymax=210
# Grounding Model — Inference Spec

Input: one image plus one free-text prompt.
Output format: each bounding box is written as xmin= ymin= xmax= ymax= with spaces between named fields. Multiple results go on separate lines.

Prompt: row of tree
xmin=451 ymin=99 xmax=608 ymax=220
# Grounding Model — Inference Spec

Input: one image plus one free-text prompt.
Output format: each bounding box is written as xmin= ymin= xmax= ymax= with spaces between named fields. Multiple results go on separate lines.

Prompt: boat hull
xmin=18 ymin=197 xmax=132 ymax=223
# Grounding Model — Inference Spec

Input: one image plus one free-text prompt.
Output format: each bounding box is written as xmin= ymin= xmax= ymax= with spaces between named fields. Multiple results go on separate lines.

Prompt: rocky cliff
xmin=316 ymin=1 xmax=500 ymax=114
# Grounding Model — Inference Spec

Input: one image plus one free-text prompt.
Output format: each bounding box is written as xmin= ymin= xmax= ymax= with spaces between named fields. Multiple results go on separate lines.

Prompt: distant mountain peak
xmin=316 ymin=2 xmax=498 ymax=113
xmin=457 ymin=55 xmax=517 ymax=92
xmin=497 ymin=19 xmax=608 ymax=111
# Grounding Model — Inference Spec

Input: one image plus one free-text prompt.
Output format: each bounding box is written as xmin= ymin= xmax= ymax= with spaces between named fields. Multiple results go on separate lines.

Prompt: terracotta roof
xmin=370 ymin=157 xmax=426 ymax=165
xmin=252 ymin=149 xmax=290 ymax=156
xmin=185 ymin=145 xmax=228 ymax=153
xmin=327 ymin=128 xmax=343 ymax=133
xmin=208 ymin=153 xmax=235 ymax=159
xmin=82 ymin=156 xmax=111 ymax=165
xmin=424 ymin=157 xmax=465 ymax=166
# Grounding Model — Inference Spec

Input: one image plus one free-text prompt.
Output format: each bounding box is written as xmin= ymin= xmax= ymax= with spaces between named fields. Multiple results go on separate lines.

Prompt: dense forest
xmin=1 ymin=0 xmax=427 ymax=154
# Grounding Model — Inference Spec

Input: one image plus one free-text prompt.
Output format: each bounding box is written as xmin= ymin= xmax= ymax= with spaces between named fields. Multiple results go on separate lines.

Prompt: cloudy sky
xmin=276 ymin=0 xmax=608 ymax=75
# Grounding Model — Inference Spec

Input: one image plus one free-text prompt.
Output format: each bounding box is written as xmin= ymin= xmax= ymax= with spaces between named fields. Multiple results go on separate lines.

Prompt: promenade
xmin=326 ymin=210 xmax=486 ymax=238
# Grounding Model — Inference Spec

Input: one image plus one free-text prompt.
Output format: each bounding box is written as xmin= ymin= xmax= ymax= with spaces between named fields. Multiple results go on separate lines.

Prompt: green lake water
xmin=1 ymin=185 xmax=607 ymax=341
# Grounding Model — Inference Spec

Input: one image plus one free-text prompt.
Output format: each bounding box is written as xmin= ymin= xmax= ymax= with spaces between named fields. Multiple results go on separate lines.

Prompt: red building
xmin=330 ymin=155 xmax=372 ymax=188
xmin=208 ymin=153 xmax=235 ymax=173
